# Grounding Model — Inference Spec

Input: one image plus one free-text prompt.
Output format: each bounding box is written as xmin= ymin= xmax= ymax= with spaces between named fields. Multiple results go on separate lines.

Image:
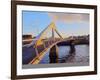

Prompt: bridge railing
xmin=35 ymin=38 xmax=61 ymax=55
xmin=27 ymin=38 xmax=62 ymax=64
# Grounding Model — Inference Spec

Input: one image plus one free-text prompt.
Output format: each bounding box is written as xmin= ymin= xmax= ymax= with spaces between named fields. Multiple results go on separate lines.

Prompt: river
xmin=39 ymin=45 xmax=89 ymax=64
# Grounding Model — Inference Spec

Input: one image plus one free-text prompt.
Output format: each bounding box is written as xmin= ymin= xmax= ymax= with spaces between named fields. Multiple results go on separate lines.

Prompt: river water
xmin=39 ymin=45 xmax=89 ymax=64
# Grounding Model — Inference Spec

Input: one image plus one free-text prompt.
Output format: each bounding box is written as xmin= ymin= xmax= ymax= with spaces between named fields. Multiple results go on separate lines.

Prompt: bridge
xmin=22 ymin=22 xmax=88 ymax=65
xmin=23 ymin=22 xmax=69 ymax=64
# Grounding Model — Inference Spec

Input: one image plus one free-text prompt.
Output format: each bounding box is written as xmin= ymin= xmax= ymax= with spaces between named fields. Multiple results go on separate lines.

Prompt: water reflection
xmin=39 ymin=45 xmax=89 ymax=64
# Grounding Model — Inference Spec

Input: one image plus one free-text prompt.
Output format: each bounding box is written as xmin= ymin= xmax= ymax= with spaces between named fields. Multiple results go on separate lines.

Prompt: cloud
xmin=48 ymin=12 xmax=89 ymax=23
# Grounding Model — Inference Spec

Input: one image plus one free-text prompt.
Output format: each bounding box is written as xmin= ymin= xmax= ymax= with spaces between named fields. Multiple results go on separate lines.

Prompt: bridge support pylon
xmin=69 ymin=40 xmax=76 ymax=54
xmin=49 ymin=45 xmax=59 ymax=63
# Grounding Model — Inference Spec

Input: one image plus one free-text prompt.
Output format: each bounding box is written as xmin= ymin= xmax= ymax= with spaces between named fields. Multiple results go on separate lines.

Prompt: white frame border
xmin=17 ymin=5 xmax=95 ymax=75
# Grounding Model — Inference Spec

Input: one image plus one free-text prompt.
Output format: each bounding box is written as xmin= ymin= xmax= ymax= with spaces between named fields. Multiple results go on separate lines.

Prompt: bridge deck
xmin=22 ymin=38 xmax=88 ymax=64
xmin=22 ymin=39 xmax=61 ymax=64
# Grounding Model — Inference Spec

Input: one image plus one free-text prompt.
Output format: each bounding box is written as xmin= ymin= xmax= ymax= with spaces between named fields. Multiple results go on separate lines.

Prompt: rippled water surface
xmin=39 ymin=45 xmax=89 ymax=64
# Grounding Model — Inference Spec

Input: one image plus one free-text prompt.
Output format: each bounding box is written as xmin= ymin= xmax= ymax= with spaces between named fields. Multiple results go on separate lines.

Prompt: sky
xmin=22 ymin=11 xmax=89 ymax=38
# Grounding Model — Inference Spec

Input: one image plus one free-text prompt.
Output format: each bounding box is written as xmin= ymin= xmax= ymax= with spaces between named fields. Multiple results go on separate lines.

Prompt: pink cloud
xmin=48 ymin=13 xmax=89 ymax=23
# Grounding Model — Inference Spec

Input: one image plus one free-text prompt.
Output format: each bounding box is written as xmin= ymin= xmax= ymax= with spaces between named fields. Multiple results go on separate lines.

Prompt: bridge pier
xmin=69 ymin=40 xmax=76 ymax=54
xmin=49 ymin=45 xmax=59 ymax=63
